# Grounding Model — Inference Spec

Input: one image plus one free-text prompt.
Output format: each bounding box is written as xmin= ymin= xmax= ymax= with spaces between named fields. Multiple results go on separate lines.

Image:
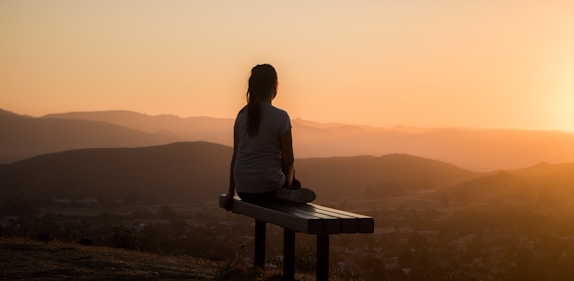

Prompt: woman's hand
xmin=222 ymin=193 xmax=234 ymax=211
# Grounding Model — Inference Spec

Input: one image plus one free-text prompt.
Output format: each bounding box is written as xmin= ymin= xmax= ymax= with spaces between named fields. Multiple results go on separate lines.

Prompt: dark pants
xmin=238 ymin=177 xmax=302 ymax=203
xmin=238 ymin=191 xmax=278 ymax=203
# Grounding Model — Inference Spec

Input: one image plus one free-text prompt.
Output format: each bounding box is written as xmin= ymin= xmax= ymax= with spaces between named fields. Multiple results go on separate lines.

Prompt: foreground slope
xmin=0 ymin=237 xmax=221 ymax=281
xmin=0 ymin=237 xmax=331 ymax=281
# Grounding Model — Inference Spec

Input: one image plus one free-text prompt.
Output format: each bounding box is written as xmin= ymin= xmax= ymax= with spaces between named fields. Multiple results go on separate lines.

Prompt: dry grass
xmin=0 ymin=237 xmax=323 ymax=281
xmin=0 ymin=237 xmax=221 ymax=280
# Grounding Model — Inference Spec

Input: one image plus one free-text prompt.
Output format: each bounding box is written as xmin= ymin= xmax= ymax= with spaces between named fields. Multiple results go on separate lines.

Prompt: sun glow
xmin=552 ymin=85 xmax=574 ymax=132
xmin=544 ymin=50 xmax=574 ymax=132
xmin=2 ymin=1 xmax=574 ymax=131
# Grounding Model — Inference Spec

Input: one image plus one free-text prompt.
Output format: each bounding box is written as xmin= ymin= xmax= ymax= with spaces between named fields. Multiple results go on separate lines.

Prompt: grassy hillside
xmin=0 ymin=237 xmax=221 ymax=280
xmin=0 ymin=237 xmax=327 ymax=281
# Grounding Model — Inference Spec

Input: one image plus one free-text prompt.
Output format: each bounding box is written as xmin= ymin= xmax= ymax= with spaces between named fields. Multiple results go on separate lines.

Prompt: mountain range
xmin=0 ymin=141 xmax=478 ymax=204
xmin=4 ymin=109 xmax=574 ymax=171
xmin=0 ymin=109 xmax=174 ymax=164
xmin=0 ymin=142 xmax=231 ymax=204
xmin=1 ymin=141 xmax=573 ymax=206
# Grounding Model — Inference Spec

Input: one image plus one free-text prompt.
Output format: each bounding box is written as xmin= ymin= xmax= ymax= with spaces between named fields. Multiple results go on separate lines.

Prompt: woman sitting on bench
xmin=222 ymin=64 xmax=316 ymax=209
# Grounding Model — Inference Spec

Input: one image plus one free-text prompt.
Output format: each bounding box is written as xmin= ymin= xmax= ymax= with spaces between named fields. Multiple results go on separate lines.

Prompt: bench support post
xmin=254 ymin=220 xmax=266 ymax=270
xmin=283 ymin=229 xmax=296 ymax=281
xmin=317 ymin=234 xmax=329 ymax=281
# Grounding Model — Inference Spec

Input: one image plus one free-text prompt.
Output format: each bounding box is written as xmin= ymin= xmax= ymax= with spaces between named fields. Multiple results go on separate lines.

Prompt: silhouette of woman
xmin=223 ymin=64 xmax=315 ymax=209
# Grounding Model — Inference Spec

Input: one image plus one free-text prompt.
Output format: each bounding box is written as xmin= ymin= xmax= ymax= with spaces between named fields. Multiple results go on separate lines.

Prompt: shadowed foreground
xmin=0 ymin=237 xmax=324 ymax=281
xmin=0 ymin=237 xmax=221 ymax=280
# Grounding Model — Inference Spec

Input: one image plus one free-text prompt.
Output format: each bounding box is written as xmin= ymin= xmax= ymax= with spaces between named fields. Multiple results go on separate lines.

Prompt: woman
xmin=222 ymin=64 xmax=315 ymax=210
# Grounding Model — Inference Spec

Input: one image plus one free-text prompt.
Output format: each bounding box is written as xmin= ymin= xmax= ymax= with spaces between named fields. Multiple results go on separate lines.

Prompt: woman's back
xmin=233 ymin=103 xmax=291 ymax=193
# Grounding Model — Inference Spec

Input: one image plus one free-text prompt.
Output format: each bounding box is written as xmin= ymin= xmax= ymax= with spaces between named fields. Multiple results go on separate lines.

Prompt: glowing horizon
xmin=2 ymin=1 xmax=574 ymax=131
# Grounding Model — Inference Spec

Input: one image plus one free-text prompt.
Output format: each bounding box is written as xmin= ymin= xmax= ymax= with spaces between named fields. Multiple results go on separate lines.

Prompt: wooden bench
xmin=219 ymin=194 xmax=374 ymax=281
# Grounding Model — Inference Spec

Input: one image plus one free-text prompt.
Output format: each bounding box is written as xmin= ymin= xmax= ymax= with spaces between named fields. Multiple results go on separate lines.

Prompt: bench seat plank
xmin=222 ymin=195 xmax=322 ymax=233
xmin=219 ymin=195 xmax=374 ymax=234
xmin=259 ymin=202 xmax=362 ymax=234
xmin=308 ymin=203 xmax=375 ymax=233
xmin=256 ymin=201 xmax=342 ymax=234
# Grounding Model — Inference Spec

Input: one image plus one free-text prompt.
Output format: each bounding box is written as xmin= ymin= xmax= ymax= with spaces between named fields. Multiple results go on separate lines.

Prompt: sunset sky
xmin=2 ymin=0 xmax=573 ymax=131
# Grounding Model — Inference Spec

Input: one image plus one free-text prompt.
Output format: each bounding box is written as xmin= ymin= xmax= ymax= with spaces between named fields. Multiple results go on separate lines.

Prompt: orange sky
xmin=1 ymin=1 xmax=573 ymax=131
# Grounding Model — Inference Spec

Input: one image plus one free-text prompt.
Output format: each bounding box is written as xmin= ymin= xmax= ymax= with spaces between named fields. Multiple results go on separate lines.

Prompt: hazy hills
xmin=0 ymin=109 xmax=175 ymax=164
xmin=295 ymin=154 xmax=481 ymax=199
xmin=2 ymin=141 xmax=573 ymax=206
xmin=45 ymin=110 xmax=232 ymax=145
xmin=4 ymin=109 xmax=572 ymax=171
xmin=1 ymin=142 xmax=480 ymax=204
xmin=4 ymin=109 xmax=574 ymax=171
xmin=0 ymin=142 xmax=231 ymax=204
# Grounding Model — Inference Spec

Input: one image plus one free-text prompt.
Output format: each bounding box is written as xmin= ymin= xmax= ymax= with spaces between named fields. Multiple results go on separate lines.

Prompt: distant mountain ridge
xmin=0 ymin=110 xmax=175 ymax=164
xmin=4 ymin=109 xmax=574 ymax=171
xmin=2 ymin=141 xmax=572 ymax=206
xmin=45 ymin=110 xmax=232 ymax=144
xmin=0 ymin=142 xmax=480 ymax=204
xmin=41 ymin=110 xmax=574 ymax=171
xmin=296 ymin=154 xmax=481 ymax=199
xmin=0 ymin=142 xmax=232 ymax=204
xmin=443 ymin=162 xmax=574 ymax=206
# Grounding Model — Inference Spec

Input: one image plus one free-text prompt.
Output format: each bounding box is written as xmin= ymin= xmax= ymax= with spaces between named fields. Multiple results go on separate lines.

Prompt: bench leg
xmin=317 ymin=234 xmax=329 ymax=281
xmin=283 ymin=229 xmax=296 ymax=281
xmin=254 ymin=220 xmax=266 ymax=270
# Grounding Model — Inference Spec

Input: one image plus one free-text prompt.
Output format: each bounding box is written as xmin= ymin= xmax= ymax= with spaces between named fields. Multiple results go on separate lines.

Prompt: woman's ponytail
xmin=246 ymin=64 xmax=277 ymax=136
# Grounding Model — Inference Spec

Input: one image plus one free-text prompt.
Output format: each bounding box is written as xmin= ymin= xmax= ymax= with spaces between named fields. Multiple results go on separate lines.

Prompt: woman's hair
xmin=246 ymin=64 xmax=278 ymax=135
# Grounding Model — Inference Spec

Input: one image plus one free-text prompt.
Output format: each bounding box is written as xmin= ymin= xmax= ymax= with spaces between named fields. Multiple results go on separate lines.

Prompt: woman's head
xmin=247 ymin=64 xmax=278 ymax=103
xmin=246 ymin=64 xmax=278 ymax=135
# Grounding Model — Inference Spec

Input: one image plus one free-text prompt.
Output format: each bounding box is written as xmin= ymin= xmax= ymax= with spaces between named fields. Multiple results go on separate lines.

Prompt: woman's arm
xmin=227 ymin=150 xmax=237 ymax=195
xmin=223 ymin=130 xmax=239 ymax=210
xmin=280 ymin=128 xmax=295 ymax=187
